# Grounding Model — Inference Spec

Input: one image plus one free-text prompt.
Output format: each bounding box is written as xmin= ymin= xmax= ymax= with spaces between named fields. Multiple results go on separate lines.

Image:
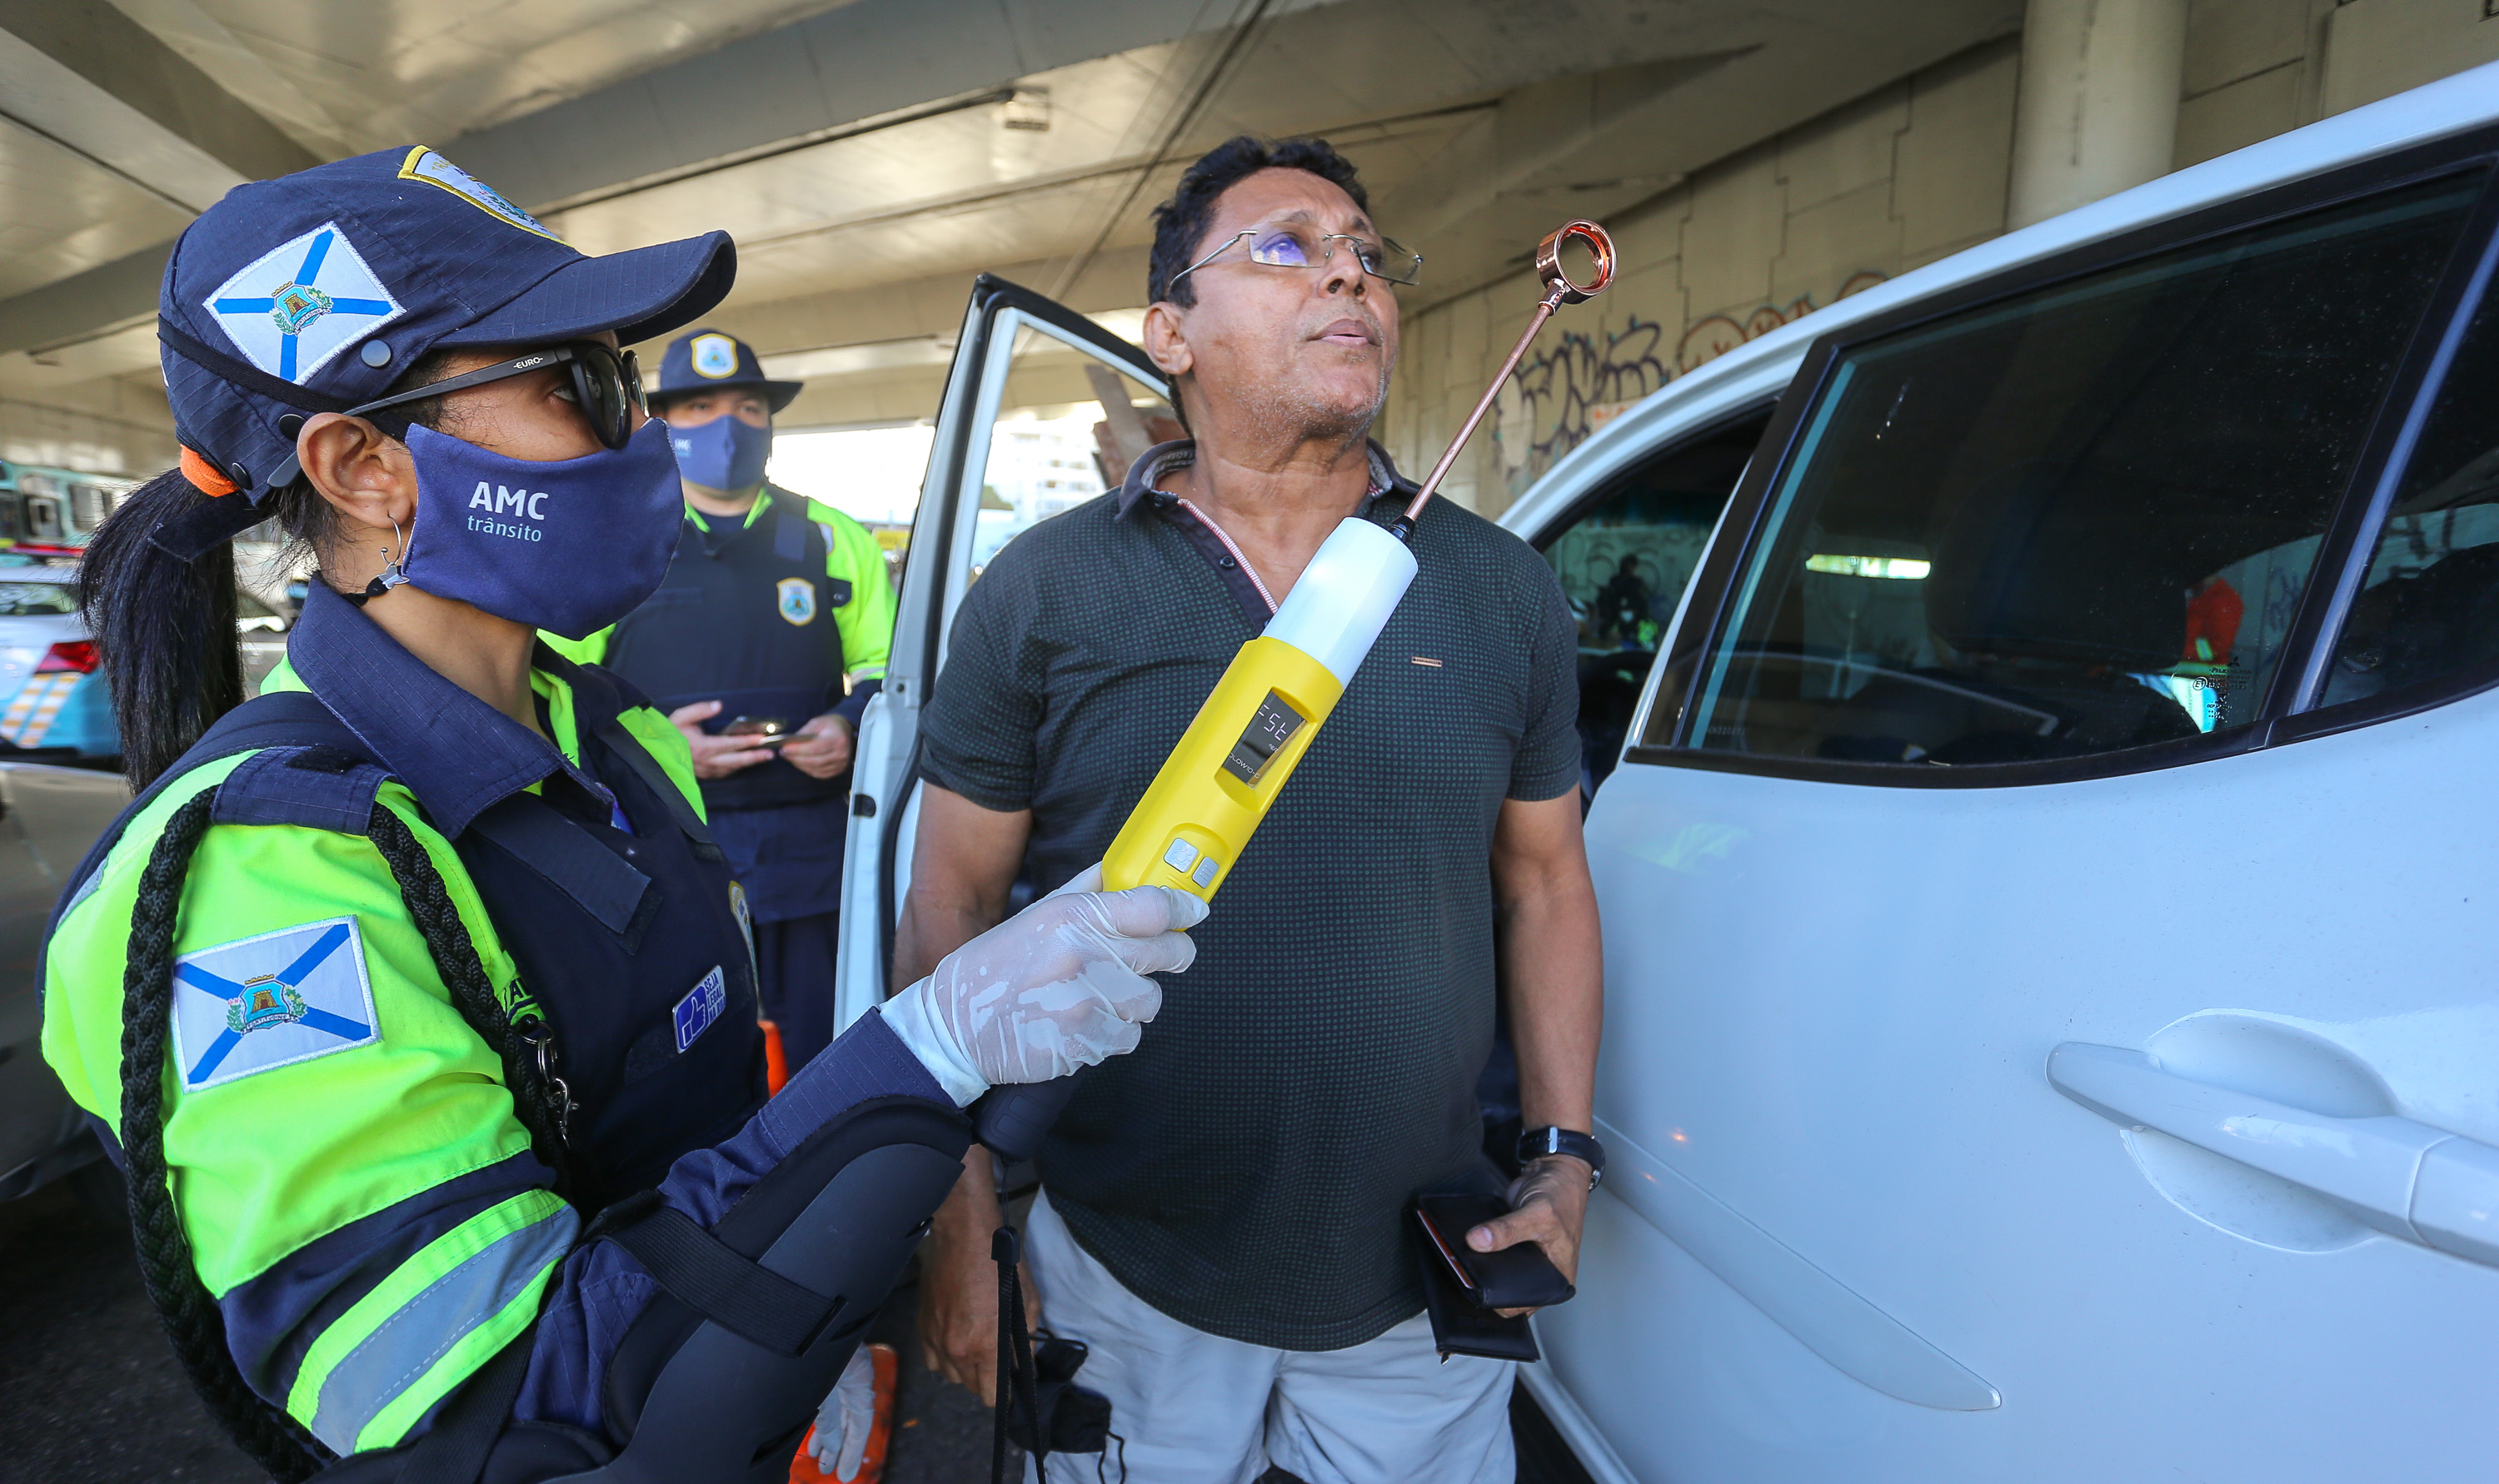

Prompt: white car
xmin=839 ymin=58 xmax=2499 ymax=1482
xmin=1499 ymin=59 xmax=2499 ymax=1484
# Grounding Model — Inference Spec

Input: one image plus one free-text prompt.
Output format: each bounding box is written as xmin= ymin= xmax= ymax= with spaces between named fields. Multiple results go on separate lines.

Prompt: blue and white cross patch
xmin=673 ymin=966 xmax=728 ymax=1053
xmin=171 ymin=916 xmax=380 ymax=1091
xmin=203 ymin=223 xmax=403 ymax=385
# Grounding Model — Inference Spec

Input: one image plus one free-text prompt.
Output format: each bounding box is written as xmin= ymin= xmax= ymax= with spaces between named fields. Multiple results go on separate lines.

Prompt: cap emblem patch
xmin=205 ymin=222 xmax=404 ymax=385
xmin=397 ymin=147 xmax=564 ymax=243
xmin=691 ymin=333 xmax=739 ymax=379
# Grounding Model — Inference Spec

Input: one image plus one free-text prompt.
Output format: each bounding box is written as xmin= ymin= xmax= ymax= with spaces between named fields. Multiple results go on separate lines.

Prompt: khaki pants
xmin=1022 ymin=1190 xmax=1516 ymax=1484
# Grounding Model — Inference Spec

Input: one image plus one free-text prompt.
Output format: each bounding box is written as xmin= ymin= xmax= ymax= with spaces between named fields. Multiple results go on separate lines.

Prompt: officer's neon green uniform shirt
xmin=42 ymin=655 xmax=703 ymax=1452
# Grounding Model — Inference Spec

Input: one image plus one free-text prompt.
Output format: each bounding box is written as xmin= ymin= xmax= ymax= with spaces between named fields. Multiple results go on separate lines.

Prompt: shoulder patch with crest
xmin=171 ymin=916 xmax=380 ymax=1091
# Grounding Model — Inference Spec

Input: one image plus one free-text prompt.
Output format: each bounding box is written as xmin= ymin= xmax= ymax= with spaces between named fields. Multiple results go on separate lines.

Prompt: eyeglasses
xmin=346 ymin=341 xmax=646 ymax=450
xmin=1168 ymin=222 xmax=1423 ymax=294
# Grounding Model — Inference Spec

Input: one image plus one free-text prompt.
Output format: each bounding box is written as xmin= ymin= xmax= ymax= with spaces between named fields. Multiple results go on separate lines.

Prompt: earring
xmin=347 ymin=517 xmax=412 ymax=606
xmin=377 ymin=516 xmax=411 ymax=591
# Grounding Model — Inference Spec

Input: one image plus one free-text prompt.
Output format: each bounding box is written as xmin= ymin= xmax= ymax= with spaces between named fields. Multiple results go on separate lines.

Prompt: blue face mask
xmin=667 ymin=412 xmax=772 ymax=492
xmin=401 ymin=418 xmax=683 ymax=640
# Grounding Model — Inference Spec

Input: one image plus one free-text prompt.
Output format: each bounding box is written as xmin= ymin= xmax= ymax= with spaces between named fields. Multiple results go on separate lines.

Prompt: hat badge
xmin=270 ymin=281 xmax=334 ymax=336
xmin=691 ymin=333 xmax=739 ymax=379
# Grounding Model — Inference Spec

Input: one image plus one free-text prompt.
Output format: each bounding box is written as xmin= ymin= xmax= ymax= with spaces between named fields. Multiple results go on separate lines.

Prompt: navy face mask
xmin=668 ymin=412 xmax=772 ymax=492
xmin=401 ymin=417 xmax=682 ymax=640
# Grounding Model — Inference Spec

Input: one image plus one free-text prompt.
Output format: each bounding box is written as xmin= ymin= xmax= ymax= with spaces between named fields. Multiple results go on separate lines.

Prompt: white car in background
xmin=835 ymin=58 xmax=2499 ymax=1483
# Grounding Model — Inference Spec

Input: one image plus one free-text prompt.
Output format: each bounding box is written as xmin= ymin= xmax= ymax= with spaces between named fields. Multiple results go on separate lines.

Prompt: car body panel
xmin=0 ymin=761 xmax=134 ymax=1196
xmin=1493 ymin=54 xmax=2499 ymax=1484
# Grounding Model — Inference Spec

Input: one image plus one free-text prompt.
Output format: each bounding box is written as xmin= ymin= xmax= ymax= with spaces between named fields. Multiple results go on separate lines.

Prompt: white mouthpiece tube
xmin=1263 ymin=518 xmax=1419 ymax=687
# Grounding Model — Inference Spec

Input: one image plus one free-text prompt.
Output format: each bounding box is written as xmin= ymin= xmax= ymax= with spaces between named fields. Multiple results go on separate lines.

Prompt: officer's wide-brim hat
xmin=652 ymin=328 xmax=803 ymax=414
xmin=159 ymin=145 xmax=737 ymax=507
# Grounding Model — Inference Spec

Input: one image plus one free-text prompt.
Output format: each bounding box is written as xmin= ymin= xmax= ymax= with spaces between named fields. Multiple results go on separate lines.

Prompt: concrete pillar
xmin=2008 ymin=0 xmax=2189 ymax=229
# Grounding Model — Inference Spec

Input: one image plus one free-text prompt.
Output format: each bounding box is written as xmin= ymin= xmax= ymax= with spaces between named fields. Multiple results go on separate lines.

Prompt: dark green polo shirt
xmin=919 ymin=441 xmax=1579 ymax=1350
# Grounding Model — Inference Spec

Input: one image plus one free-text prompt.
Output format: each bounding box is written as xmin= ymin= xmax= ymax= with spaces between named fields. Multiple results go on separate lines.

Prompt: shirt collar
xmin=1112 ymin=438 xmax=1412 ymax=519
xmin=287 ymin=580 xmax=592 ymax=838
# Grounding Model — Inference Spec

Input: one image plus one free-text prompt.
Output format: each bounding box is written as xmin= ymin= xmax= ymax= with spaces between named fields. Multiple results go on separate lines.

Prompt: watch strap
xmin=1519 ymin=1126 xmax=1604 ymax=1188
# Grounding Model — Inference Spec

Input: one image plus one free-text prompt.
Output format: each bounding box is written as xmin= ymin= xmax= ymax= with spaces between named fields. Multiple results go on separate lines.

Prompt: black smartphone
xmin=721 ymin=716 xmax=792 ymax=748
xmin=1413 ymin=1193 xmax=1574 ymax=1310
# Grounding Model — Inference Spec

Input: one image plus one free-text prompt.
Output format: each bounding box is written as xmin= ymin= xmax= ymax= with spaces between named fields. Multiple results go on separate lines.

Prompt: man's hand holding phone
xmin=669 ymin=699 xmax=780 ymax=778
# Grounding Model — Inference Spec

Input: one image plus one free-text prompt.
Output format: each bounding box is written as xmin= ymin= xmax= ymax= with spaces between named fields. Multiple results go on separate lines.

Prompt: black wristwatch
xmin=1518 ymin=1126 xmax=1605 ymax=1189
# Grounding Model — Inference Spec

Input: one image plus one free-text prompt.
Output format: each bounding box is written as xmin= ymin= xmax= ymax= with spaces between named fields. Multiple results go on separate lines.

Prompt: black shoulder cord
xmin=992 ymin=1226 xmax=1049 ymax=1484
xmin=117 ymin=791 xmax=573 ymax=1480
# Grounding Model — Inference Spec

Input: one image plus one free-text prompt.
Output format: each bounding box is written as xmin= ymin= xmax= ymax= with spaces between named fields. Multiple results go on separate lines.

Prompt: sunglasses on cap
xmin=346 ymin=341 xmax=646 ymax=450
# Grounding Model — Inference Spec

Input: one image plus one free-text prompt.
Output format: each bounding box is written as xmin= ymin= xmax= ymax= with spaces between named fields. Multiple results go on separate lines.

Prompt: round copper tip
xmin=1535 ymin=220 xmax=1616 ymax=305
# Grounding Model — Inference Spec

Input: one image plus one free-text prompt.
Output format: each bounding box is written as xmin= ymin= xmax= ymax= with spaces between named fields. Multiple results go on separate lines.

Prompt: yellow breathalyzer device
xmin=974 ymin=220 xmax=1614 ymax=1158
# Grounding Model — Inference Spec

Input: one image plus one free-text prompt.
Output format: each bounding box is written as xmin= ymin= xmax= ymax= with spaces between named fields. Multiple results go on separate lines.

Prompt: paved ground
xmin=0 ymin=1173 xmax=1584 ymax=1484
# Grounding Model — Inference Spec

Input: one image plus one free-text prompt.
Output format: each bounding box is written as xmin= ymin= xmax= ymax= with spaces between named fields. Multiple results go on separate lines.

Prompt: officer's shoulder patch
xmin=170 ymin=916 xmax=380 ymax=1092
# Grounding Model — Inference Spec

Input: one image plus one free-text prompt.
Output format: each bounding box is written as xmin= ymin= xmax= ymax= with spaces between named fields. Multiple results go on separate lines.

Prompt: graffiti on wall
xmin=1493 ymin=271 xmax=1890 ymax=495
xmin=1494 ymin=317 xmax=1670 ymax=478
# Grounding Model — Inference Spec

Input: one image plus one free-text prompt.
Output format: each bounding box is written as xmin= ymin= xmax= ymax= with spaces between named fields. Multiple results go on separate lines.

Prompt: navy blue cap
xmin=158 ymin=145 xmax=736 ymax=503
xmin=651 ymin=328 xmax=801 ymax=414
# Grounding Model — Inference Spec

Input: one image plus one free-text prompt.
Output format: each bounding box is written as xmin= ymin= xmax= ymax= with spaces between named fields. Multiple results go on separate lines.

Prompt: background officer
xmin=546 ymin=329 xmax=895 ymax=1071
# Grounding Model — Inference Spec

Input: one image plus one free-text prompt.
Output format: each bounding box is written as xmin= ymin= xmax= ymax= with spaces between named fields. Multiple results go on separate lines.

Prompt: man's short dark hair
xmin=1147 ymin=136 xmax=1370 ymax=309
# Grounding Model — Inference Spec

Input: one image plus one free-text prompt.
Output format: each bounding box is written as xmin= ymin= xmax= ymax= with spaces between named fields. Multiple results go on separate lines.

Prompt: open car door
xmin=834 ymin=278 xmax=1170 ymax=1031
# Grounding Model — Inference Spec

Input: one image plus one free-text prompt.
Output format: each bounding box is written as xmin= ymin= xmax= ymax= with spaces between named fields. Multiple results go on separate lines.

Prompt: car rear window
xmin=0 ymin=581 xmax=79 ymax=616
xmin=1666 ymin=174 xmax=2482 ymax=768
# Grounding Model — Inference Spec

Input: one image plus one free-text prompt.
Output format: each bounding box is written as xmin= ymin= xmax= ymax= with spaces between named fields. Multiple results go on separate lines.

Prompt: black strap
xmin=601 ymin=1198 xmax=841 ymax=1357
xmin=158 ymin=318 xmax=355 ymax=415
xmin=465 ymin=793 xmax=651 ymax=935
xmin=992 ymin=1226 xmax=1048 ymax=1484
xmin=593 ymin=715 xmax=725 ymax=860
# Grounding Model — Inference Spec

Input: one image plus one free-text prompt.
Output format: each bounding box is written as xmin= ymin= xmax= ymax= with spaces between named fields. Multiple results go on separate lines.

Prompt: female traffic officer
xmin=40 ymin=147 xmax=1203 ymax=1483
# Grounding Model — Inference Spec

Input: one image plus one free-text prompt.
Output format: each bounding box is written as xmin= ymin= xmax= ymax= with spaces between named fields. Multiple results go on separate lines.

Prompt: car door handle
xmin=2048 ymin=1042 xmax=2499 ymax=1269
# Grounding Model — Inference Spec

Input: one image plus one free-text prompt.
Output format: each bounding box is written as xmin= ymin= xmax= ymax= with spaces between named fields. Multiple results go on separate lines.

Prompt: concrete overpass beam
xmin=2008 ymin=0 xmax=2187 ymax=228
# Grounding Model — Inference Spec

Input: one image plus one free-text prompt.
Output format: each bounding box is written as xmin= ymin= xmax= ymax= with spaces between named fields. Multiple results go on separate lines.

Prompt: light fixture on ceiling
xmin=1001 ymin=88 xmax=1051 ymax=132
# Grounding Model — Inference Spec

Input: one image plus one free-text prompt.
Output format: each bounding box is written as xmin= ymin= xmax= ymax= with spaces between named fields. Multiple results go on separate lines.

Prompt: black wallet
xmin=1409 ymin=1202 xmax=1545 ymax=1363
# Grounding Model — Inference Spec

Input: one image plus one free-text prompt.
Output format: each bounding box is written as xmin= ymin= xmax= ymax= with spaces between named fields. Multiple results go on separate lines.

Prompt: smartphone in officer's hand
xmin=1414 ymin=1193 xmax=1574 ymax=1310
xmin=721 ymin=716 xmax=793 ymax=749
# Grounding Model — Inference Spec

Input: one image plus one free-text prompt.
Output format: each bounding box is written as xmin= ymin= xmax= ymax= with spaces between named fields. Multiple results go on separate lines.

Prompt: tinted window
xmin=0 ymin=581 xmax=78 ymax=615
xmin=2325 ymin=283 xmax=2499 ymax=705
xmin=1540 ymin=412 xmax=1764 ymax=789
xmin=1668 ymin=177 xmax=2481 ymax=768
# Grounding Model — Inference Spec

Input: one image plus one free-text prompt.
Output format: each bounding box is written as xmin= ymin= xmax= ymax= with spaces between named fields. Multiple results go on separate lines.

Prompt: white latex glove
xmin=882 ymin=864 xmax=1207 ymax=1103
xmin=811 ymin=1343 xmax=875 ymax=1481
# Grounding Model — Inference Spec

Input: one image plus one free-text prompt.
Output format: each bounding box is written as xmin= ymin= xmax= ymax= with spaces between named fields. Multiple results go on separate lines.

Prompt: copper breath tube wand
xmin=1389 ymin=220 xmax=1618 ymax=540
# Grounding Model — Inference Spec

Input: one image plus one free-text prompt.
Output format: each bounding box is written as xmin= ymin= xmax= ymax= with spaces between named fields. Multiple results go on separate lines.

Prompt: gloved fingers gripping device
xmin=974 ymin=221 xmax=1616 ymax=1161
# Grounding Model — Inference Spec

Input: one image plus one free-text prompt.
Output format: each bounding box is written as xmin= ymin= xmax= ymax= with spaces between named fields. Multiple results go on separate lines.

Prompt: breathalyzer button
xmin=1162 ymin=838 xmax=1200 ymax=871
xmin=1191 ymin=855 xmax=1220 ymax=888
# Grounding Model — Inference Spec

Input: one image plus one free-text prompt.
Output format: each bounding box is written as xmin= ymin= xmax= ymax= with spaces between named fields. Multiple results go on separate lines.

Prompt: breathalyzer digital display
xmin=1223 ymin=691 xmax=1306 ymax=784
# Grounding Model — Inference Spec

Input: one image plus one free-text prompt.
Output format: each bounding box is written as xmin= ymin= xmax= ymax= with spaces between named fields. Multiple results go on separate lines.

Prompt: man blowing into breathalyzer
xmin=903 ymin=136 xmax=1604 ymax=1482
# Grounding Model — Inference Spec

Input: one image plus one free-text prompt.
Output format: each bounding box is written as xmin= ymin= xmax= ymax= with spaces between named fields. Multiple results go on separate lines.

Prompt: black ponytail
xmin=79 ymin=473 xmax=244 ymax=790
xmin=84 ymin=352 xmax=462 ymax=789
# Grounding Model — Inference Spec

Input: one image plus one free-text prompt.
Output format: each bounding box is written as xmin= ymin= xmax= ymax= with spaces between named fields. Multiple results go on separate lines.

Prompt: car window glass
xmin=1668 ymin=175 xmax=2482 ymax=767
xmin=1540 ymin=412 xmax=1764 ymax=791
xmin=0 ymin=582 xmax=79 ymax=615
xmin=2324 ymin=283 xmax=2499 ymax=705
xmin=969 ymin=344 xmax=1171 ymax=583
